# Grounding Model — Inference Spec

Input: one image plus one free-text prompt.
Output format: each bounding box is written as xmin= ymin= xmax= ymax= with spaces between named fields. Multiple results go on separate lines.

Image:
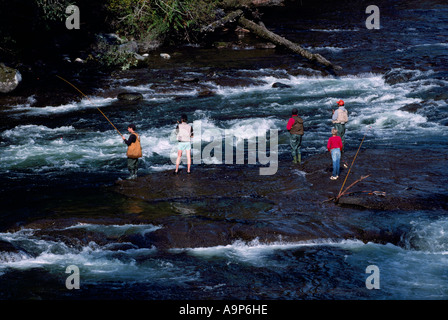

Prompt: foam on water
xmin=1 ymin=217 xmax=447 ymax=298
xmin=63 ymin=223 xmax=162 ymax=237
xmin=7 ymin=96 xmax=116 ymax=116
xmin=171 ymin=238 xmax=366 ymax=265
xmin=0 ymin=224 xmax=201 ymax=284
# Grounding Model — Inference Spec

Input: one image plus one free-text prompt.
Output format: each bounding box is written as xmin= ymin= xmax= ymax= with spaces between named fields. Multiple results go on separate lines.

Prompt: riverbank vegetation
xmin=106 ymin=0 xmax=221 ymax=44
xmin=0 ymin=1 xmax=339 ymax=78
xmin=0 ymin=0 xmax=223 ymax=63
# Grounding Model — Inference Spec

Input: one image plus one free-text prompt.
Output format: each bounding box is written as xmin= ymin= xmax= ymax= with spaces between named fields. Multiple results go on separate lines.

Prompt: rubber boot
xmin=292 ymin=155 xmax=297 ymax=164
xmin=297 ymin=153 xmax=301 ymax=164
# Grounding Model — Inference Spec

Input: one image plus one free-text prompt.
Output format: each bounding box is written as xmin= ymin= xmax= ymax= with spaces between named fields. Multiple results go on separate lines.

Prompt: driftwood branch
xmin=202 ymin=9 xmax=342 ymax=70
xmin=322 ymin=175 xmax=371 ymax=204
xmin=336 ymin=175 xmax=370 ymax=202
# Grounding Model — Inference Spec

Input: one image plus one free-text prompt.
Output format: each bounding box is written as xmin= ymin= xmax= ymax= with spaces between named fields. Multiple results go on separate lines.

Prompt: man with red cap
xmin=332 ymin=99 xmax=348 ymax=151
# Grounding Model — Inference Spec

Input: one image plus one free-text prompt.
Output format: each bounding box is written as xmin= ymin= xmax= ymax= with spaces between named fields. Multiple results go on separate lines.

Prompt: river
xmin=0 ymin=0 xmax=447 ymax=303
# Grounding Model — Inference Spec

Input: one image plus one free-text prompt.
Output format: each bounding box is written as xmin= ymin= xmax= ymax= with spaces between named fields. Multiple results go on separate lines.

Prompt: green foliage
xmin=106 ymin=0 xmax=221 ymax=43
xmin=91 ymin=39 xmax=138 ymax=71
xmin=36 ymin=0 xmax=73 ymax=22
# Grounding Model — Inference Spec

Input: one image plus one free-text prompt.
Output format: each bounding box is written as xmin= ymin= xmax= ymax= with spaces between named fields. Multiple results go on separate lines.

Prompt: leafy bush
xmin=89 ymin=37 xmax=138 ymax=71
xmin=106 ymin=0 xmax=221 ymax=44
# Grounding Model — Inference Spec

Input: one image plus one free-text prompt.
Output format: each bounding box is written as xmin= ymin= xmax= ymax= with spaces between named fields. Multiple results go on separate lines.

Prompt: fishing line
xmin=315 ymin=72 xmax=338 ymax=110
xmin=56 ymin=75 xmax=123 ymax=137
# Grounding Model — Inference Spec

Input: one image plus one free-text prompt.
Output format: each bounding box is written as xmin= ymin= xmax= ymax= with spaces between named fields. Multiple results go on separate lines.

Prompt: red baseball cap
xmin=337 ymin=99 xmax=344 ymax=106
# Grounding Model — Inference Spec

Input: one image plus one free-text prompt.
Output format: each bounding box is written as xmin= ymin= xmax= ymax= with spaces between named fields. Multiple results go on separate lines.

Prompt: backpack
xmin=337 ymin=109 xmax=348 ymax=123
xmin=290 ymin=117 xmax=304 ymax=135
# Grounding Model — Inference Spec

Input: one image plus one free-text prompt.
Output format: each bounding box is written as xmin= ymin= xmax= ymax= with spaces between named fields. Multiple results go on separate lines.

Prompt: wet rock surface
xmin=13 ymin=148 xmax=446 ymax=251
xmin=302 ymin=149 xmax=448 ymax=210
xmin=115 ymin=148 xmax=447 ymax=212
xmin=98 ymin=148 xmax=447 ymax=248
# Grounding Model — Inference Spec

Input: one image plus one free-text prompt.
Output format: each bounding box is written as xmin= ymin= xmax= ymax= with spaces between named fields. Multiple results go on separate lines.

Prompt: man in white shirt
xmin=174 ymin=114 xmax=194 ymax=174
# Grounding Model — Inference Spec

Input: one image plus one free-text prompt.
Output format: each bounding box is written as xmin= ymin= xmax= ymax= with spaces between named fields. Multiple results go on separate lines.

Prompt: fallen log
xmin=237 ymin=16 xmax=341 ymax=70
xmin=202 ymin=10 xmax=341 ymax=70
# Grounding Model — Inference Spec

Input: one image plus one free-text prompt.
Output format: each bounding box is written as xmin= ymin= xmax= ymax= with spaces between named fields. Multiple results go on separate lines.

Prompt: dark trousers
xmin=289 ymin=134 xmax=302 ymax=158
xmin=127 ymin=158 xmax=138 ymax=174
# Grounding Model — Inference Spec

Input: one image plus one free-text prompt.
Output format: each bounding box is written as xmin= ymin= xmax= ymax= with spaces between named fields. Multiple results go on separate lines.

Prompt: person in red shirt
xmin=327 ymin=128 xmax=343 ymax=180
xmin=286 ymin=108 xmax=304 ymax=164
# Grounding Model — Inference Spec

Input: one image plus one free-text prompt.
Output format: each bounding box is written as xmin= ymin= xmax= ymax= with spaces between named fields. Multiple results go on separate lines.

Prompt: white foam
xmin=63 ymin=223 xmax=162 ymax=237
xmin=403 ymin=218 xmax=448 ymax=253
xmin=171 ymin=238 xmax=365 ymax=264
xmin=3 ymin=125 xmax=75 ymax=139
xmin=9 ymin=96 xmax=116 ymax=116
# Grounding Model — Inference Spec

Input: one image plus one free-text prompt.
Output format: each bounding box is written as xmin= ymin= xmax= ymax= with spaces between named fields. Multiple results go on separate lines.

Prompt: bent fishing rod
xmin=56 ymin=75 xmax=123 ymax=137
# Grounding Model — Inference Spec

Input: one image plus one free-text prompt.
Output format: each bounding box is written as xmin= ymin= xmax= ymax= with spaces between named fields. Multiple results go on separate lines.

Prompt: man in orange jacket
xmin=122 ymin=124 xmax=142 ymax=179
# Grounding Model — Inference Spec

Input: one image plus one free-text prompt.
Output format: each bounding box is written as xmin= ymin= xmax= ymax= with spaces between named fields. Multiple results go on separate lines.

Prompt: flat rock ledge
xmin=114 ymin=148 xmax=448 ymax=212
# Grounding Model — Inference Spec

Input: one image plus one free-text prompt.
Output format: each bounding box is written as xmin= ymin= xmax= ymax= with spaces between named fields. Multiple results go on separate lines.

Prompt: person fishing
xmin=174 ymin=114 xmax=193 ymax=175
xmin=122 ymin=124 xmax=142 ymax=179
xmin=286 ymin=108 xmax=304 ymax=164
xmin=327 ymin=128 xmax=343 ymax=180
xmin=331 ymin=99 xmax=348 ymax=151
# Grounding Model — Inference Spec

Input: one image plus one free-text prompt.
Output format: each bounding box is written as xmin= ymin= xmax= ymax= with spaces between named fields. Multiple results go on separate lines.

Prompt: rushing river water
xmin=0 ymin=1 xmax=447 ymax=302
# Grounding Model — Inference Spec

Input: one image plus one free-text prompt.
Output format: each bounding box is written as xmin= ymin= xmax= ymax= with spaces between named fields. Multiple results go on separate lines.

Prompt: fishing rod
xmin=56 ymin=75 xmax=123 ymax=137
xmin=337 ymin=126 xmax=371 ymax=199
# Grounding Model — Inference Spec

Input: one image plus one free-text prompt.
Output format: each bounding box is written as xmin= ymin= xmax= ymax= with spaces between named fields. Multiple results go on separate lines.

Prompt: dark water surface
xmin=0 ymin=1 xmax=447 ymax=301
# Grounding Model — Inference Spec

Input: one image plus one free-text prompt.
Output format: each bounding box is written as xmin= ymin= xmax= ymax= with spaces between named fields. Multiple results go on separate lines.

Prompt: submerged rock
xmin=197 ymin=88 xmax=215 ymax=97
xmin=117 ymin=92 xmax=143 ymax=101
xmin=398 ymin=102 xmax=422 ymax=113
xmin=272 ymin=82 xmax=292 ymax=88
xmin=383 ymin=69 xmax=416 ymax=85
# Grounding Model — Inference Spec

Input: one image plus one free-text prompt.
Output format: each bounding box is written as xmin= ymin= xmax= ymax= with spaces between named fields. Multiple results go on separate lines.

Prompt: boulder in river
xmin=398 ymin=102 xmax=423 ymax=113
xmin=383 ymin=69 xmax=417 ymax=85
xmin=272 ymin=82 xmax=292 ymax=88
xmin=0 ymin=63 xmax=22 ymax=93
xmin=117 ymin=92 xmax=143 ymax=101
xmin=197 ymin=88 xmax=215 ymax=97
